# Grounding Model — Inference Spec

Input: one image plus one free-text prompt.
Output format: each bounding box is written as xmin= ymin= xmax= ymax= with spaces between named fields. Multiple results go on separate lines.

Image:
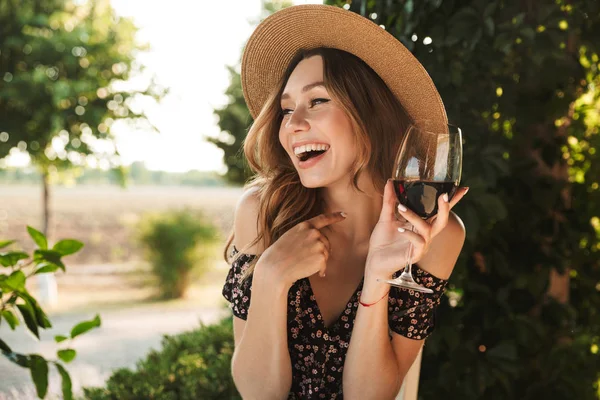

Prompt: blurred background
xmin=0 ymin=0 xmax=599 ymax=399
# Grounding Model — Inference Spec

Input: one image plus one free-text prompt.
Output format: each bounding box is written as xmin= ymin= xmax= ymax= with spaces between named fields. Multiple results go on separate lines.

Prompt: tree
xmin=0 ymin=0 xmax=166 ymax=304
xmin=205 ymin=0 xmax=292 ymax=185
xmin=324 ymin=0 xmax=600 ymax=398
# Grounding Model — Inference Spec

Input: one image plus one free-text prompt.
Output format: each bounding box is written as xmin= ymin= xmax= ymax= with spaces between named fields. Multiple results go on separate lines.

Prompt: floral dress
xmin=222 ymin=245 xmax=448 ymax=399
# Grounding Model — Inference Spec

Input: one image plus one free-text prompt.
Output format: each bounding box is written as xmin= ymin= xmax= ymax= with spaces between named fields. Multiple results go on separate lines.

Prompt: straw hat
xmin=241 ymin=4 xmax=448 ymax=132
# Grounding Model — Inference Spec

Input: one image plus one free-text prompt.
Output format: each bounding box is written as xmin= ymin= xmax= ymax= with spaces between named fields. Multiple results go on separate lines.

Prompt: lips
xmin=297 ymin=147 xmax=329 ymax=169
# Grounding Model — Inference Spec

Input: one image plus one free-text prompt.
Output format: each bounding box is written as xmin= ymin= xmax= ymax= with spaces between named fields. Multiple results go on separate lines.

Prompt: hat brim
xmin=241 ymin=4 xmax=448 ymax=132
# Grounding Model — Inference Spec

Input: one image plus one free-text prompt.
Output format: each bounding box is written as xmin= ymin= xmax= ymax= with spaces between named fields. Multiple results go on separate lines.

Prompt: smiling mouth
xmin=297 ymin=148 xmax=329 ymax=162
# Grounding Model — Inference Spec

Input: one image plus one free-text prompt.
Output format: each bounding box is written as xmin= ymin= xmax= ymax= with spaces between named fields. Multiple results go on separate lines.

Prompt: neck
xmin=319 ymin=173 xmax=382 ymax=251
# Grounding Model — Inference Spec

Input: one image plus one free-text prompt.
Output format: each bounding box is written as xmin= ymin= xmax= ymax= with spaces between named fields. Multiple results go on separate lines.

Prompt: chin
xmin=298 ymin=175 xmax=328 ymax=189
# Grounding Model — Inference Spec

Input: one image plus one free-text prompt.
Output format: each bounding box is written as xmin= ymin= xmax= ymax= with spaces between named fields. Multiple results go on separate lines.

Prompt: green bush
xmin=136 ymin=208 xmax=219 ymax=299
xmin=82 ymin=316 xmax=240 ymax=400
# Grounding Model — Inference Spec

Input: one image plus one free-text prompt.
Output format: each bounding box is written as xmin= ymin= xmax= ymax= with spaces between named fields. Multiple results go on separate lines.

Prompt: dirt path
xmin=0 ymin=302 xmax=230 ymax=399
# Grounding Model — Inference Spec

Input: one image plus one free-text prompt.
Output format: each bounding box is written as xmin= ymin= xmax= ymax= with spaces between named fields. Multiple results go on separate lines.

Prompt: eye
xmin=280 ymin=98 xmax=330 ymax=117
xmin=310 ymin=98 xmax=330 ymax=107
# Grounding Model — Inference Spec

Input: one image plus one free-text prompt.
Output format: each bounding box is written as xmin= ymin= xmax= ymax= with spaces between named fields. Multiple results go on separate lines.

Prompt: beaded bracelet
xmin=359 ymin=289 xmax=390 ymax=307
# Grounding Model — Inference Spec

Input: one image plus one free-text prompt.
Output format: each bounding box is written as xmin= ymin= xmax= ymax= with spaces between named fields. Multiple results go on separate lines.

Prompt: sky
xmin=5 ymin=0 xmax=323 ymax=173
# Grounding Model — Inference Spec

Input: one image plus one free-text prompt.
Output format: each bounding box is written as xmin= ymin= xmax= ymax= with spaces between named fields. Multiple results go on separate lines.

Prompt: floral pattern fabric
xmin=222 ymin=246 xmax=448 ymax=399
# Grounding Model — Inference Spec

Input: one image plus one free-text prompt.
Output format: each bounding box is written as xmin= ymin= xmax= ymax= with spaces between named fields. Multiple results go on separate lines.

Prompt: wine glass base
xmin=378 ymin=276 xmax=434 ymax=294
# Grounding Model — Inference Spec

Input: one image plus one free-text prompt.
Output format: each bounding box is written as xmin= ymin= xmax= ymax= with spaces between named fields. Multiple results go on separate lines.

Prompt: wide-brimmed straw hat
xmin=241 ymin=4 xmax=448 ymax=132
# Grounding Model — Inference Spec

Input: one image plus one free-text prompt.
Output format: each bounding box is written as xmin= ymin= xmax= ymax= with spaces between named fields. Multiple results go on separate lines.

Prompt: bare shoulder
xmin=233 ymin=186 xmax=265 ymax=255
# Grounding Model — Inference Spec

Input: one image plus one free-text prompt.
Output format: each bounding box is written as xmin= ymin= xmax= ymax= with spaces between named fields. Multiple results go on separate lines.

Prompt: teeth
xmin=294 ymin=143 xmax=330 ymax=157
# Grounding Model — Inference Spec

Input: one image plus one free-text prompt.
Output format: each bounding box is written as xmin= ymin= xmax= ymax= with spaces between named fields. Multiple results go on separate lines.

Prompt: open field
xmin=1 ymin=184 xmax=243 ymax=265
xmin=1 ymin=184 xmax=245 ymax=311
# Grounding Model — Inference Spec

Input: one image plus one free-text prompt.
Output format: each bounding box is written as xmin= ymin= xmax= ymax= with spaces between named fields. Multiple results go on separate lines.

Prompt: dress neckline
xmin=304 ymin=275 xmax=364 ymax=333
xmin=233 ymin=244 xmax=364 ymax=332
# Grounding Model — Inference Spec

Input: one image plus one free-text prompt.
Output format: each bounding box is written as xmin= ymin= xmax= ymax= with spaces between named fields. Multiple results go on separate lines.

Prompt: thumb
xmin=379 ymin=179 xmax=397 ymax=222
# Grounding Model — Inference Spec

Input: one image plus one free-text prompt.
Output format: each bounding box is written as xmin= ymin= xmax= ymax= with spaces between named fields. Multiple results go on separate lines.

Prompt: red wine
xmin=393 ymin=180 xmax=458 ymax=219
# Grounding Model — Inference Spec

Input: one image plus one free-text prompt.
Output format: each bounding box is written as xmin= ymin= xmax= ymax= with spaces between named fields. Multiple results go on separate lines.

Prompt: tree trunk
xmin=37 ymin=169 xmax=58 ymax=307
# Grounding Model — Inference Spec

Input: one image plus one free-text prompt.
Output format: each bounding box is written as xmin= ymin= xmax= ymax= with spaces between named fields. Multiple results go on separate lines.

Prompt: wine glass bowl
xmin=381 ymin=121 xmax=463 ymax=293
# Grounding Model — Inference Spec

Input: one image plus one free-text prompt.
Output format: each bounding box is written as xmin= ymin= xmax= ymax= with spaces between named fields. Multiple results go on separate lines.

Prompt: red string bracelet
xmin=359 ymin=289 xmax=390 ymax=307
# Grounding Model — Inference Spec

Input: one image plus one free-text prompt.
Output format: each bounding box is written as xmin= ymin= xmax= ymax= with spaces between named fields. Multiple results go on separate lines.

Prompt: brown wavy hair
xmin=222 ymin=47 xmax=412 ymax=282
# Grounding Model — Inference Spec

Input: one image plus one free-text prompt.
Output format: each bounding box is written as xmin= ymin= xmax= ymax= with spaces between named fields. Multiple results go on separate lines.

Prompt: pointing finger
xmin=307 ymin=212 xmax=347 ymax=230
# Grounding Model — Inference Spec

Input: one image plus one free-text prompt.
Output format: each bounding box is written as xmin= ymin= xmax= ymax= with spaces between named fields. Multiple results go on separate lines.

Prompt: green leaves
xmin=2 ymin=271 xmax=26 ymax=291
xmin=1 ymin=310 xmax=20 ymax=330
xmin=0 ymin=227 xmax=91 ymax=400
xmin=29 ymin=355 xmax=49 ymax=398
xmin=27 ymin=226 xmax=47 ymax=250
xmin=54 ymin=335 xmax=68 ymax=343
xmin=0 ymin=338 xmax=11 ymax=353
xmin=0 ymin=240 xmax=16 ymax=249
xmin=16 ymin=303 xmax=40 ymax=339
xmin=19 ymin=291 xmax=52 ymax=329
xmin=54 ymin=362 xmax=73 ymax=400
xmin=70 ymin=314 xmax=101 ymax=339
xmin=57 ymin=349 xmax=77 ymax=363
xmin=33 ymin=249 xmax=65 ymax=272
xmin=0 ymin=252 xmax=29 ymax=267
xmin=53 ymin=239 xmax=84 ymax=256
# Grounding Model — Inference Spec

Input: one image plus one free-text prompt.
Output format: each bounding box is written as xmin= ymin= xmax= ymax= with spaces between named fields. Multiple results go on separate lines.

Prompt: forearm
xmin=232 ymin=275 xmax=292 ymax=399
xmin=343 ymin=272 xmax=401 ymax=400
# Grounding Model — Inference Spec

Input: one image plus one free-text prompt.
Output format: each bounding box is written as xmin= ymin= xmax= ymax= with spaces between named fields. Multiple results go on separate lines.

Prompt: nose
xmin=285 ymin=107 xmax=310 ymax=133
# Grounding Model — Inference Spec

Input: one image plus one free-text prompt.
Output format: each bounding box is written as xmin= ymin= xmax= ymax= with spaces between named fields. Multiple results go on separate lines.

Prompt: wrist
xmin=359 ymin=269 xmax=392 ymax=305
xmin=364 ymin=257 xmax=395 ymax=283
xmin=253 ymin=259 xmax=291 ymax=295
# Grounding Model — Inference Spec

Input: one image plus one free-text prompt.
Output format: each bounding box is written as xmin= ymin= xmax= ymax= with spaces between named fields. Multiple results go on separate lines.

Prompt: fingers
xmin=378 ymin=179 xmax=397 ymax=223
xmin=396 ymin=227 xmax=426 ymax=248
xmin=397 ymin=203 xmax=431 ymax=239
xmin=431 ymin=192 xmax=450 ymax=236
xmin=306 ymin=211 xmax=347 ymax=230
xmin=317 ymin=234 xmax=331 ymax=258
xmin=316 ymin=237 xmax=329 ymax=277
xmin=449 ymin=187 xmax=469 ymax=209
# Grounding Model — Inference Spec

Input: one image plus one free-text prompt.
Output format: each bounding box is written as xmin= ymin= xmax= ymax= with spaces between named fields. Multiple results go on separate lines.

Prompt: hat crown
xmin=242 ymin=4 xmax=448 ymax=133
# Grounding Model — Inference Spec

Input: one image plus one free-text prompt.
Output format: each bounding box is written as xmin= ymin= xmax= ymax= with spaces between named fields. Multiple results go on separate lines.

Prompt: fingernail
xmin=398 ymin=227 xmax=405 ymax=233
xmin=340 ymin=211 xmax=347 ymax=218
xmin=443 ymin=193 xmax=449 ymax=203
xmin=464 ymin=187 xmax=470 ymax=195
xmin=398 ymin=204 xmax=407 ymax=212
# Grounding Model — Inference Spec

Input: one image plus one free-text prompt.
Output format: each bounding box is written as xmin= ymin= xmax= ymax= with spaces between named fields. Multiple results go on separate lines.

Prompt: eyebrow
xmin=280 ymin=81 xmax=325 ymax=101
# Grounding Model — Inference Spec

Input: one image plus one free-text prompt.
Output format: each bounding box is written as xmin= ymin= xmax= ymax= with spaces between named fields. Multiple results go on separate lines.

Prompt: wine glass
xmin=379 ymin=120 xmax=463 ymax=293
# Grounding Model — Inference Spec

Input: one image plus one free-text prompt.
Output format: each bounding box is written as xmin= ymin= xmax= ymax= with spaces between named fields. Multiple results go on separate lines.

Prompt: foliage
xmin=0 ymin=227 xmax=101 ymax=399
xmin=136 ymin=208 xmax=220 ymax=299
xmin=0 ymin=0 xmax=165 ymax=176
xmin=323 ymin=0 xmax=600 ymax=398
xmin=204 ymin=0 xmax=293 ymax=185
xmin=82 ymin=316 xmax=240 ymax=400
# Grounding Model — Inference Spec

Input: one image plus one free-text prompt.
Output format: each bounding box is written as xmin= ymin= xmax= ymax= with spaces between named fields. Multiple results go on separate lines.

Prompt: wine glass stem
xmin=402 ymin=225 xmax=416 ymax=277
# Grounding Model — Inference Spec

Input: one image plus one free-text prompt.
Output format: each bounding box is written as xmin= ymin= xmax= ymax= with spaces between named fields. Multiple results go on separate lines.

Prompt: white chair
xmin=395 ymin=347 xmax=423 ymax=400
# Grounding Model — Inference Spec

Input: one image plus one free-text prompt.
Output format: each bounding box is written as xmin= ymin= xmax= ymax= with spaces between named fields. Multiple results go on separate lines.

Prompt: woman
xmin=222 ymin=5 xmax=468 ymax=399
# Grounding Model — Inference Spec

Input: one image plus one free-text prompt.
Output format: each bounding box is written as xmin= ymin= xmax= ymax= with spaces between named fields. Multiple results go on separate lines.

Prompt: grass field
xmin=0 ymin=184 xmax=244 ymax=313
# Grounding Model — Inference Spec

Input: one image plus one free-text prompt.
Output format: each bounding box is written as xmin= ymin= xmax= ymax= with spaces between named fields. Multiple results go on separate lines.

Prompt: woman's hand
xmin=365 ymin=180 xmax=468 ymax=280
xmin=254 ymin=212 xmax=346 ymax=290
